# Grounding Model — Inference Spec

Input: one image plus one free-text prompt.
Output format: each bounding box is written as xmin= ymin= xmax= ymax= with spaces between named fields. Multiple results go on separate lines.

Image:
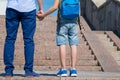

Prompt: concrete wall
xmin=81 ymin=0 xmax=120 ymax=36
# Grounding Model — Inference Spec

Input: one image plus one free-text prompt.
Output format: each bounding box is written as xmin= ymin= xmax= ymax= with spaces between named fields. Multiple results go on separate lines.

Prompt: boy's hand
xmin=37 ymin=10 xmax=44 ymax=21
xmin=37 ymin=13 xmax=45 ymax=21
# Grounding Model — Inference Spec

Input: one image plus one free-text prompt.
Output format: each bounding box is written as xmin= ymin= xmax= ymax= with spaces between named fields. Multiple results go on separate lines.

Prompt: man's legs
xmin=20 ymin=10 xmax=39 ymax=76
xmin=4 ymin=8 xmax=19 ymax=76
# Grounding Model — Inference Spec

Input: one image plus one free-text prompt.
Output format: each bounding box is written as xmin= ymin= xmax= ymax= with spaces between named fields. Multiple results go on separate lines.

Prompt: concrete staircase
xmin=0 ymin=16 xmax=120 ymax=79
xmin=95 ymin=31 xmax=120 ymax=65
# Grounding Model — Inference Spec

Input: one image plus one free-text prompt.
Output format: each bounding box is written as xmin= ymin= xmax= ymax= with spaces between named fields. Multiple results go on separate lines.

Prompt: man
xmin=4 ymin=0 xmax=43 ymax=77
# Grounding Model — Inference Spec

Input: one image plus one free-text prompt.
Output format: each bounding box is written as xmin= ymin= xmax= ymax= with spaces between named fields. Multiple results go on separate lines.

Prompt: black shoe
xmin=4 ymin=73 xmax=13 ymax=77
xmin=25 ymin=71 xmax=40 ymax=77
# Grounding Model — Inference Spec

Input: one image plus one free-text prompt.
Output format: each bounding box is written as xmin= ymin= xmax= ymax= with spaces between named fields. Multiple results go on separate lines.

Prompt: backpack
xmin=59 ymin=0 xmax=80 ymax=19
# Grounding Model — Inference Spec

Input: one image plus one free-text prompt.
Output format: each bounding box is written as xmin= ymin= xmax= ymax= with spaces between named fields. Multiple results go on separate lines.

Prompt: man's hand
xmin=37 ymin=10 xmax=44 ymax=21
xmin=37 ymin=13 xmax=45 ymax=21
xmin=38 ymin=10 xmax=44 ymax=14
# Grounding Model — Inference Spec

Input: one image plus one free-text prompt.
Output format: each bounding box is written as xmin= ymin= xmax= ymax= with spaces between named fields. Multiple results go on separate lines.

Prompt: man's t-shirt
xmin=7 ymin=0 xmax=36 ymax=12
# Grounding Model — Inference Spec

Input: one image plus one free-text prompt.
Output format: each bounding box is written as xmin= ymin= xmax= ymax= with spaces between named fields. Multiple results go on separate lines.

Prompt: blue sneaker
xmin=57 ymin=69 xmax=67 ymax=77
xmin=25 ymin=71 xmax=40 ymax=77
xmin=70 ymin=69 xmax=77 ymax=77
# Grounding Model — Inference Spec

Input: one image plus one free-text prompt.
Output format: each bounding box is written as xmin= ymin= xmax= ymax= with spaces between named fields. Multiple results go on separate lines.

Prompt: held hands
xmin=37 ymin=10 xmax=45 ymax=21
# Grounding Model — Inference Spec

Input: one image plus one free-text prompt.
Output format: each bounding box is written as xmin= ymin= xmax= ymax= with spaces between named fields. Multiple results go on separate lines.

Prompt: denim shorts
xmin=56 ymin=18 xmax=79 ymax=46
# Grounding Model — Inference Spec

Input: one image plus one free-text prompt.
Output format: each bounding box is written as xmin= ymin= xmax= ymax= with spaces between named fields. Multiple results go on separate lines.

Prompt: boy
xmin=37 ymin=0 xmax=79 ymax=77
xmin=4 ymin=0 xmax=43 ymax=77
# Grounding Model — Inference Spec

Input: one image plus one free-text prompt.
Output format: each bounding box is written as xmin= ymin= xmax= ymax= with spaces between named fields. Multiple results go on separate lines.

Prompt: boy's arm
xmin=37 ymin=0 xmax=59 ymax=18
xmin=43 ymin=0 xmax=59 ymax=17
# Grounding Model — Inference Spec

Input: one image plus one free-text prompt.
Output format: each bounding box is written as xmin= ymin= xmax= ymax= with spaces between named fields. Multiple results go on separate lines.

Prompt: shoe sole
xmin=25 ymin=75 xmax=40 ymax=77
xmin=70 ymin=74 xmax=77 ymax=77
xmin=57 ymin=74 xmax=68 ymax=77
xmin=25 ymin=76 xmax=34 ymax=78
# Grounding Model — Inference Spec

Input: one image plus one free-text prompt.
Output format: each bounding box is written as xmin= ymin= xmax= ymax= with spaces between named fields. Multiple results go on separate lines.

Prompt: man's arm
xmin=37 ymin=0 xmax=43 ymax=13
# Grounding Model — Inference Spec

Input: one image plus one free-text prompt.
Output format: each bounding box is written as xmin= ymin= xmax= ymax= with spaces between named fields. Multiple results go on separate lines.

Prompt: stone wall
xmin=80 ymin=0 xmax=120 ymax=36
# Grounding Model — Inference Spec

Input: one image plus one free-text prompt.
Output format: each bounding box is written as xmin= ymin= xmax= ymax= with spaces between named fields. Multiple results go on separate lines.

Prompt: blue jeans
xmin=56 ymin=18 xmax=79 ymax=46
xmin=4 ymin=8 xmax=36 ymax=74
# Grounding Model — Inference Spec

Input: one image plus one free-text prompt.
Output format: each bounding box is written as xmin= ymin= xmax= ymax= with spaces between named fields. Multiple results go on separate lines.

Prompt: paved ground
xmin=0 ymin=70 xmax=120 ymax=78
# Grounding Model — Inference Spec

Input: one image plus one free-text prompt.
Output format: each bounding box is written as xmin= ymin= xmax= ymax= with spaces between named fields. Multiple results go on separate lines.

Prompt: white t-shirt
xmin=7 ymin=0 xmax=36 ymax=12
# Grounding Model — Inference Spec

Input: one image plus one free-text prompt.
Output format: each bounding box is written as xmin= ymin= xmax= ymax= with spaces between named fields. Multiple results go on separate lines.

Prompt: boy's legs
xmin=59 ymin=45 xmax=77 ymax=75
xmin=70 ymin=45 xmax=77 ymax=68
xmin=57 ymin=45 xmax=67 ymax=76
xmin=56 ymin=20 xmax=68 ymax=76
xmin=70 ymin=45 xmax=77 ymax=77
xmin=68 ymin=22 xmax=78 ymax=76
xmin=4 ymin=8 xmax=19 ymax=76
xmin=59 ymin=45 xmax=66 ymax=69
xmin=68 ymin=22 xmax=78 ymax=68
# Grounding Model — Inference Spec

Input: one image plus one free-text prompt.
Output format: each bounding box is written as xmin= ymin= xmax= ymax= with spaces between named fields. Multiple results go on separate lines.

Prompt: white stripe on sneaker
xmin=61 ymin=74 xmax=68 ymax=77
xmin=57 ymin=74 xmax=67 ymax=77
xmin=71 ymin=74 xmax=77 ymax=77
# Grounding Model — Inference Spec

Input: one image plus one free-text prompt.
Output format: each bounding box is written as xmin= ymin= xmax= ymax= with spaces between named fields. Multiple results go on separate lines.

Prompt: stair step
xmin=23 ymin=55 xmax=95 ymax=60
xmin=0 ymin=60 xmax=98 ymax=66
xmin=0 ymin=70 xmax=120 ymax=80
xmin=0 ymin=76 xmax=119 ymax=80
xmin=33 ymin=66 xmax=102 ymax=71
xmin=0 ymin=50 xmax=93 ymax=59
xmin=36 ymin=60 xmax=98 ymax=66
xmin=0 ymin=53 xmax=95 ymax=60
xmin=0 ymin=16 xmax=104 ymax=74
xmin=0 ymin=49 xmax=94 ymax=58
xmin=0 ymin=37 xmax=87 ymax=43
xmin=97 ymin=36 xmax=110 ymax=41
xmin=111 ymin=51 xmax=120 ymax=54
xmin=116 ymin=61 xmax=120 ymax=65
xmin=0 ymin=65 xmax=102 ymax=71
xmin=112 ymin=56 xmax=120 ymax=60
xmin=104 ymin=47 xmax=117 ymax=51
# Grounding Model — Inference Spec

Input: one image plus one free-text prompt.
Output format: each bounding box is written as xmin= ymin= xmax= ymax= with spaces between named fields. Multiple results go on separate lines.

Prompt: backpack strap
xmin=78 ymin=0 xmax=81 ymax=30
xmin=57 ymin=0 xmax=61 ymax=24
xmin=78 ymin=15 xmax=81 ymax=30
